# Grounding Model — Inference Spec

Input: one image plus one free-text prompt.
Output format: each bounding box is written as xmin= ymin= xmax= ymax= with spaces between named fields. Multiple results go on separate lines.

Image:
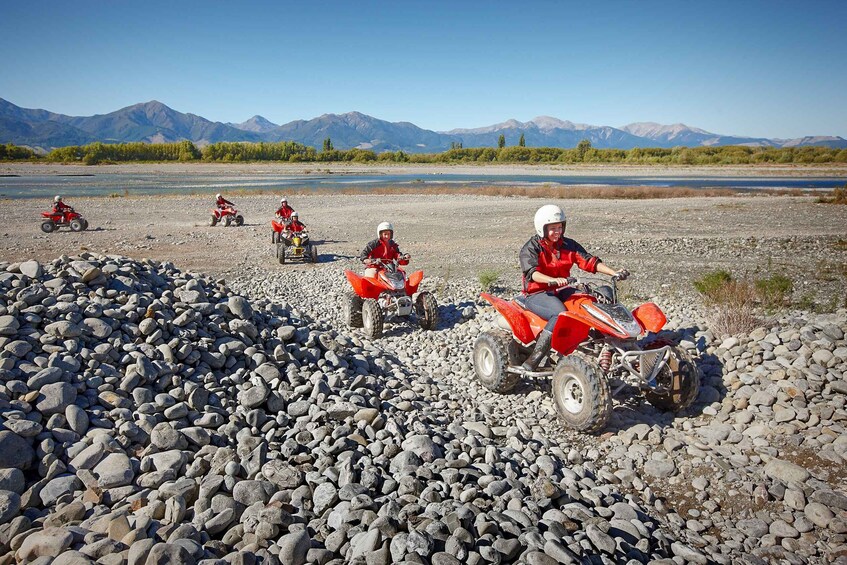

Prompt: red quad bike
xmin=209 ymin=205 xmax=244 ymax=227
xmin=344 ymin=258 xmax=438 ymax=339
xmin=41 ymin=208 xmax=88 ymax=233
xmin=473 ymin=274 xmax=700 ymax=433
xmin=270 ymin=220 xmax=318 ymax=264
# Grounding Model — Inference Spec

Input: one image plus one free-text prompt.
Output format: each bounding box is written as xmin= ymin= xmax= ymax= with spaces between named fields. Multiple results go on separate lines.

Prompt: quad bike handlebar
xmin=364 ymin=254 xmax=410 ymax=266
xmin=547 ymin=271 xmax=631 ymax=304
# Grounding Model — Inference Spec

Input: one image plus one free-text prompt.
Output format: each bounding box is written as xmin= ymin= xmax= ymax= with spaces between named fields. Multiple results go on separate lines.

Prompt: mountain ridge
xmin=2 ymin=98 xmax=845 ymax=152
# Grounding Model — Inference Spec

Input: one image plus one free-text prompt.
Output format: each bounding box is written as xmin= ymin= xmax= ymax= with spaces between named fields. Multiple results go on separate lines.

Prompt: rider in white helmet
xmin=275 ymin=197 xmax=295 ymax=221
xmin=518 ymin=204 xmax=628 ymax=371
xmin=52 ymin=195 xmax=71 ymax=214
xmin=216 ymin=193 xmax=234 ymax=209
xmin=359 ymin=221 xmax=409 ymax=278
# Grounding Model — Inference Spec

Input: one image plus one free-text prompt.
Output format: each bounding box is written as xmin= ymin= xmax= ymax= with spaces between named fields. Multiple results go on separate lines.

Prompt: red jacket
xmin=359 ymin=238 xmax=408 ymax=264
xmin=519 ymin=235 xmax=599 ymax=294
xmin=276 ymin=204 xmax=294 ymax=219
xmin=216 ymin=196 xmax=234 ymax=208
xmin=289 ymin=220 xmax=306 ymax=232
xmin=52 ymin=201 xmax=72 ymax=214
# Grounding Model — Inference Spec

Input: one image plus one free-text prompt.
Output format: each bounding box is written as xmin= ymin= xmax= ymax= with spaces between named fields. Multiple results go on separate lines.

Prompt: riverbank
xmin=3 ymin=161 xmax=847 ymax=178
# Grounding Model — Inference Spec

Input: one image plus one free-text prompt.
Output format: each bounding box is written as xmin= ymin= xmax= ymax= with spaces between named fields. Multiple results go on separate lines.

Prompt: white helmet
xmin=280 ymin=197 xmax=287 ymax=204
xmin=534 ymin=205 xmax=566 ymax=238
xmin=291 ymin=211 xmax=299 ymax=218
xmin=216 ymin=193 xmax=222 ymax=199
xmin=54 ymin=195 xmax=62 ymax=203
xmin=377 ymin=221 xmax=393 ymax=238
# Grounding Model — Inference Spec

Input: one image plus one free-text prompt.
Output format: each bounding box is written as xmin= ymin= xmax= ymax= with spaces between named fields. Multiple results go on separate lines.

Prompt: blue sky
xmin=1 ymin=0 xmax=845 ymax=138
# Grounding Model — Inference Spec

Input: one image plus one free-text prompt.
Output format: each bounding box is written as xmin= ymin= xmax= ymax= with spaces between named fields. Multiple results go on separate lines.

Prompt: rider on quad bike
xmin=360 ymin=221 xmax=409 ymax=277
xmin=216 ymin=193 xmax=234 ymax=209
xmin=275 ymin=197 xmax=295 ymax=222
xmin=519 ymin=204 xmax=628 ymax=371
xmin=288 ymin=212 xmax=306 ymax=233
xmin=52 ymin=195 xmax=73 ymax=214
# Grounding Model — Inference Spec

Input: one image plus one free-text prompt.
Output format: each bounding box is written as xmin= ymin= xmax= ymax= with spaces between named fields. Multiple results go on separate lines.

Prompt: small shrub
xmin=694 ymin=269 xmax=760 ymax=335
xmin=755 ymin=274 xmax=793 ymax=310
xmin=816 ymin=184 xmax=847 ymax=204
xmin=693 ymin=269 xmax=733 ymax=303
xmin=108 ymin=192 xmax=122 ymax=198
xmin=795 ymin=293 xmax=818 ymax=312
xmin=478 ymin=270 xmax=500 ymax=292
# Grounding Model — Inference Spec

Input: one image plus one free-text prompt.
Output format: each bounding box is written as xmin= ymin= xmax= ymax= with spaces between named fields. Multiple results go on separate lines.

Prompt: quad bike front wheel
xmin=343 ymin=291 xmax=364 ymax=328
xmin=643 ymin=341 xmax=701 ymax=412
xmin=70 ymin=219 xmax=84 ymax=232
xmin=41 ymin=221 xmax=56 ymax=233
xmin=472 ymin=330 xmax=523 ymax=393
xmin=276 ymin=244 xmax=286 ymax=265
xmin=310 ymin=245 xmax=318 ymax=263
xmin=234 ymin=215 xmax=244 ymax=226
xmin=224 ymin=215 xmax=232 ymax=227
xmin=552 ymin=354 xmax=611 ymax=433
xmin=415 ymin=292 xmax=438 ymax=331
xmin=81 ymin=219 xmax=89 ymax=231
xmin=362 ymin=299 xmax=384 ymax=339
xmin=209 ymin=215 xmax=218 ymax=227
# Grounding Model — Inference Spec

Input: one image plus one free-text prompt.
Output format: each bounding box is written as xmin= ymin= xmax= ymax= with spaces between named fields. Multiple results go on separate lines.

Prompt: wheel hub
xmin=561 ymin=375 xmax=585 ymax=413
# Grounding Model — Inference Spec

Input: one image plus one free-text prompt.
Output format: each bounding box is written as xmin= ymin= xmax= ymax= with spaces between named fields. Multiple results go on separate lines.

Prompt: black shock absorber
xmin=598 ymin=346 xmax=612 ymax=373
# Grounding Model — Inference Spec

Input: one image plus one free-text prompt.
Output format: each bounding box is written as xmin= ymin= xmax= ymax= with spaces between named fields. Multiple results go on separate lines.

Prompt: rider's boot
xmin=521 ymin=329 xmax=553 ymax=372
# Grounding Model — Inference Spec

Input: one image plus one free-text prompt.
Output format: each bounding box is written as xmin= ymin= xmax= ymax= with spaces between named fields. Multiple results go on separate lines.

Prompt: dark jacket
xmin=519 ymin=235 xmax=599 ymax=294
xmin=359 ymin=238 xmax=406 ymax=263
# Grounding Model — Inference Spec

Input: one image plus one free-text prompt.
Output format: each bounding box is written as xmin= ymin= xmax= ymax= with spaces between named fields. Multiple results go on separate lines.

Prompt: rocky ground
xmin=0 ymin=192 xmax=846 ymax=564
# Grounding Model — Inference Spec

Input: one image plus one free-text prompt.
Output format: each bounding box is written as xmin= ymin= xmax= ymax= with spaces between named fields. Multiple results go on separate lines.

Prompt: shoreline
xmin=3 ymin=161 xmax=847 ymax=178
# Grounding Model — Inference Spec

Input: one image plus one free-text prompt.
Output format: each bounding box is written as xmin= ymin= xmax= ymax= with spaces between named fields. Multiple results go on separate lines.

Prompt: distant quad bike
xmin=473 ymin=274 xmax=700 ymax=433
xmin=209 ymin=205 xmax=244 ymax=227
xmin=40 ymin=208 xmax=89 ymax=233
xmin=271 ymin=220 xmax=318 ymax=264
xmin=343 ymin=258 xmax=438 ymax=339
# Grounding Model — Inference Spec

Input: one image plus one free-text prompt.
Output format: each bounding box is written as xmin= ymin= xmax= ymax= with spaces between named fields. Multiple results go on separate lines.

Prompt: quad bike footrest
xmin=506 ymin=367 xmax=553 ymax=378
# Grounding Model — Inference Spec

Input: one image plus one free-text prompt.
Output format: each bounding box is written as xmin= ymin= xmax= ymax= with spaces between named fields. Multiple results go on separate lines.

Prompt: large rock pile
xmin=1 ymin=254 xmax=698 ymax=564
xmin=233 ymin=259 xmax=847 ymax=564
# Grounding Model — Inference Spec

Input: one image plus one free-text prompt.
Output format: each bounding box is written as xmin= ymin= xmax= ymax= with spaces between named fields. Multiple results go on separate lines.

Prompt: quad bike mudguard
xmin=271 ymin=220 xmax=285 ymax=233
xmin=550 ymin=312 xmax=592 ymax=356
xmin=405 ymin=270 xmax=424 ymax=295
xmin=632 ymin=302 xmax=667 ymax=333
xmin=480 ymin=293 xmax=538 ymax=345
xmin=345 ymin=270 xmax=385 ymax=300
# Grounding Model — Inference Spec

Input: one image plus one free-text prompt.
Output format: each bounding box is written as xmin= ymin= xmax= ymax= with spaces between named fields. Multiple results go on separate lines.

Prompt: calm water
xmin=0 ymin=172 xmax=844 ymax=199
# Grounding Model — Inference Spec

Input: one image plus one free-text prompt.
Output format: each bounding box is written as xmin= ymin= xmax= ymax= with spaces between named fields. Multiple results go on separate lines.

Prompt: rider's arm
xmin=359 ymin=240 xmax=378 ymax=262
xmin=596 ymin=262 xmax=617 ymax=277
xmin=531 ymin=271 xmax=571 ymax=287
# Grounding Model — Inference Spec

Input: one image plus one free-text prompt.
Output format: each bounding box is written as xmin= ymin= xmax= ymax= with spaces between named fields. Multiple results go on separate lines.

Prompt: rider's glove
xmin=617 ymin=269 xmax=630 ymax=280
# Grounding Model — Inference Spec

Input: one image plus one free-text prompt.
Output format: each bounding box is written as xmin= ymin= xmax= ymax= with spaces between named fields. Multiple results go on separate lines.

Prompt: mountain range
xmin=2 ymin=98 xmax=845 ymax=153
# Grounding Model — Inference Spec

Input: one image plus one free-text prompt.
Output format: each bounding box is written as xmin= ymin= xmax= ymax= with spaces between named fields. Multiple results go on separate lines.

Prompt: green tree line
xmin=0 ymin=139 xmax=843 ymax=165
xmin=0 ymin=143 xmax=37 ymax=160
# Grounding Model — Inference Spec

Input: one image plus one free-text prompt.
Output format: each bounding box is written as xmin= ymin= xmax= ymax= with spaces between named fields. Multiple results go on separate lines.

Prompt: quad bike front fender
xmin=480 ymin=293 xmax=536 ymax=345
xmin=271 ymin=220 xmax=285 ymax=233
xmin=345 ymin=270 xmax=384 ymax=300
xmin=406 ymin=270 xmax=424 ymax=295
xmin=551 ymin=312 xmax=592 ymax=356
xmin=632 ymin=302 xmax=667 ymax=333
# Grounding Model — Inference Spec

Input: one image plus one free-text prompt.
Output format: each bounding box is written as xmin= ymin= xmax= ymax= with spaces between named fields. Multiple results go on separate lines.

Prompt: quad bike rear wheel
xmin=70 ymin=219 xmax=84 ymax=232
xmin=310 ymin=245 xmax=319 ymax=263
xmin=209 ymin=215 xmax=218 ymax=227
xmin=271 ymin=231 xmax=277 ymax=244
xmin=41 ymin=221 xmax=56 ymax=233
xmin=234 ymin=215 xmax=244 ymax=226
xmin=362 ymin=299 xmax=384 ymax=339
xmin=81 ymin=219 xmax=89 ymax=231
xmin=415 ymin=292 xmax=438 ymax=331
xmin=344 ymin=291 xmax=364 ymax=328
xmin=643 ymin=341 xmax=701 ymax=412
xmin=552 ymin=354 xmax=611 ymax=433
xmin=473 ymin=330 xmax=523 ymax=393
xmin=277 ymin=244 xmax=285 ymax=265
xmin=224 ymin=215 xmax=232 ymax=227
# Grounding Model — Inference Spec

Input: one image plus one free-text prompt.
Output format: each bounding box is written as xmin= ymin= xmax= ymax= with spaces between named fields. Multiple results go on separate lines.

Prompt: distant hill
xmin=1 ymin=97 xmax=845 ymax=152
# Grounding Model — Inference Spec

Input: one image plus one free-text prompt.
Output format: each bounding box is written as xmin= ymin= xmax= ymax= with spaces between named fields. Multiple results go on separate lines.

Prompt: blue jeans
xmin=525 ymin=288 xmax=575 ymax=331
